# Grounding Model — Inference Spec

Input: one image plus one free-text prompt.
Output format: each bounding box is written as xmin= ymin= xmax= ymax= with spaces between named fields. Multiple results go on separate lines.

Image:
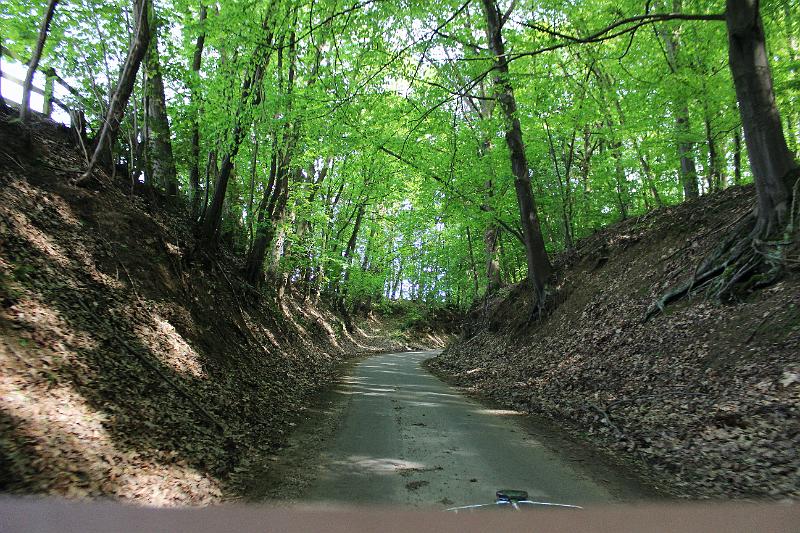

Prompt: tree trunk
xmin=726 ymin=0 xmax=798 ymax=236
xmin=703 ymin=103 xmax=724 ymax=191
xmin=338 ymin=202 xmax=365 ymax=309
xmin=243 ymin=23 xmax=308 ymax=285
xmin=480 ymin=0 xmax=552 ymax=303
xmin=465 ymin=227 xmax=480 ymax=297
xmin=544 ymin=120 xmax=576 ymax=246
xmin=20 ymin=0 xmax=59 ymax=121
xmin=0 ymin=32 xmax=6 ymax=110
xmin=198 ymin=63 xmax=265 ymax=245
xmin=612 ymin=142 xmax=630 ymax=219
xmin=244 ymin=141 xmax=290 ymax=285
xmin=198 ymin=10 xmax=275 ymax=246
xmin=477 ymin=139 xmax=502 ymax=292
xmin=245 ymin=230 xmax=274 ymax=285
xmin=658 ymin=0 xmax=700 ymax=199
xmin=782 ymin=3 xmax=799 ymax=156
xmin=676 ymin=107 xmax=700 ymax=199
xmin=80 ymin=0 xmax=150 ymax=182
xmin=635 ymin=143 xmax=663 ymax=207
xmin=144 ymin=17 xmax=178 ymax=196
xmin=189 ymin=4 xmax=207 ymax=216
xmin=733 ymin=127 xmax=742 ymax=185
xmin=484 ymin=221 xmax=501 ymax=292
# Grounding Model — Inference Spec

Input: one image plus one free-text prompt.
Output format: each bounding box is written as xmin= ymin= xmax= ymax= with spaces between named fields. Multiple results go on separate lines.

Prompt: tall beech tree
xmin=657 ymin=0 xmax=701 ymax=199
xmin=198 ymin=46 xmax=271 ymax=246
xmin=481 ymin=0 xmax=552 ymax=304
xmin=726 ymin=0 xmax=797 ymax=236
xmin=188 ymin=3 xmax=207 ymax=216
xmin=144 ymin=12 xmax=178 ymax=195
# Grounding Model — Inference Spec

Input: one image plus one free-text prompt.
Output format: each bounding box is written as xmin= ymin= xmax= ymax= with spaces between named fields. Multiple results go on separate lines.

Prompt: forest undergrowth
xmin=0 ymin=110 xmax=453 ymax=505
xmin=429 ymin=185 xmax=800 ymax=500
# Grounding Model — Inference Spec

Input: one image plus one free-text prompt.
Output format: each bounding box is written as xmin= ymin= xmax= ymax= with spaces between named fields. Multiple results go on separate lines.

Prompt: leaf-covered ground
xmin=0 ymin=111 xmax=450 ymax=505
xmin=429 ymin=186 xmax=799 ymax=500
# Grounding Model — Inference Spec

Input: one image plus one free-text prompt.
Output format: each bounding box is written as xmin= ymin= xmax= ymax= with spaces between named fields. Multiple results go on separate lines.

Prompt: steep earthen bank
xmin=429 ymin=187 xmax=799 ymax=499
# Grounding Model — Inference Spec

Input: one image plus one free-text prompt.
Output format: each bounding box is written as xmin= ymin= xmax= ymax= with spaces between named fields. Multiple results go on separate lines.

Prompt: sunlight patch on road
xmin=471 ymin=408 xmax=525 ymax=416
xmin=331 ymin=455 xmax=428 ymax=474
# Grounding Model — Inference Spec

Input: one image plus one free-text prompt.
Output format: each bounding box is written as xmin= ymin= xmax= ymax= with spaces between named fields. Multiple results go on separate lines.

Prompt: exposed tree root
xmin=646 ymin=179 xmax=800 ymax=321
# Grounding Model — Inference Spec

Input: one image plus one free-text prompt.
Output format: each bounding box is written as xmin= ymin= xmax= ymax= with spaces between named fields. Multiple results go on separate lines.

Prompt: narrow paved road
xmin=305 ymin=351 xmax=627 ymax=508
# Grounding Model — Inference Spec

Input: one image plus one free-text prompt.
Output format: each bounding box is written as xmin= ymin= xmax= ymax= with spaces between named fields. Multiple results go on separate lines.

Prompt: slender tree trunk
xmin=391 ymin=260 xmax=403 ymax=299
xmin=199 ymin=63 xmax=265 ymax=244
xmin=478 ymin=139 xmax=502 ymax=292
xmin=244 ymin=21 xmax=315 ymax=286
xmin=481 ymin=0 xmax=552 ymax=303
xmin=465 ymin=227 xmax=480 ymax=297
xmin=473 ymin=89 xmax=503 ymax=293
xmin=616 ymin=154 xmax=630 ymax=218
xmin=244 ymin=149 xmax=278 ymax=284
xmin=338 ymin=202 xmax=365 ymax=309
xmin=675 ymin=107 xmax=700 ymax=199
xmin=201 ymin=150 xmax=217 ymax=220
xmin=20 ymin=0 xmax=59 ymax=121
xmin=658 ymin=0 xmax=700 ymax=199
xmin=80 ymin=0 xmax=150 ymax=183
xmin=635 ymin=143 xmax=663 ymax=207
xmin=704 ymin=109 xmax=723 ymax=191
xmin=247 ymin=133 xmax=258 ymax=246
xmin=783 ymin=3 xmax=799 ymax=156
xmin=484 ymin=221 xmax=501 ymax=292
xmin=144 ymin=17 xmax=178 ymax=195
xmin=189 ymin=4 xmax=207 ymax=216
xmin=198 ymin=9 xmax=275 ymax=246
xmin=733 ymin=127 xmax=742 ymax=185
xmin=726 ymin=0 xmax=798 ymax=236
xmin=544 ymin=121 xmax=576 ymax=247
xmin=0 ymin=32 xmax=6 ymax=110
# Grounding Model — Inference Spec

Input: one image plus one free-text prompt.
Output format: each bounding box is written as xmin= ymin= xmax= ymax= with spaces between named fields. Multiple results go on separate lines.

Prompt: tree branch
xmin=378 ymin=145 xmax=525 ymax=246
xmin=519 ymin=12 xmax=724 ymax=46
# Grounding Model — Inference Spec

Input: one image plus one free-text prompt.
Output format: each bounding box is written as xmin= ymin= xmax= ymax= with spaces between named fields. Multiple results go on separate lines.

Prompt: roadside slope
xmin=429 ymin=186 xmax=799 ymax=499
xmin=0 ymin=110 xmax=448 ymax=505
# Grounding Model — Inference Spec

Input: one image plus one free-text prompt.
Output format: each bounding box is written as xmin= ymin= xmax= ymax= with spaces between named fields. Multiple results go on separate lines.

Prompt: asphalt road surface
xmin=305 ymin=350 xmax=627 ymax=508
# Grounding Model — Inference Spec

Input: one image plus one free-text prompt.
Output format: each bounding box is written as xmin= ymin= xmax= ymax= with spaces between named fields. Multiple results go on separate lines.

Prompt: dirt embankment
xmin=0 ymin=110 xmax=450 ymax=505
xmin=429 ymin=187 xmax=799 ymax=500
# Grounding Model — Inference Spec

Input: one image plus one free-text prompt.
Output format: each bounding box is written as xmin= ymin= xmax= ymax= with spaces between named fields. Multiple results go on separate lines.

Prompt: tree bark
xmin=244 ymin=21 xmax=315 ymax=286
xmin=466 ymin=227 xmax=480 ymax=297
xmin=612 ymin=141 xmax=630 ymax=219
xmin=199 ymin=62 xmax=265 ymax=245
xmin=726 ymin=0 xmax=798 ymax=236
xmin=635 ymin=142 xmax=663 ymax=207
xmin=198 ymin=8 xmax=275 ymax=246
xmin=144 ymin=15 xmax=178 ymax=195
xmin=658 ymin=0 xmax=700 ymax=199
xmin=244 ymin=141 xmax=289 ymax=285
xmin=80 ymin=0 xmax=150 ymax=182
xmin=246 ymin=133 xmax=258 ymax=246
xmin=189 ymin=4 xmax=207 ymax=217
xmin=338 ymin=202 xmax=366 ymax=309
xmin=675 ymin=106 xmax=700 ymax=199
xmin=481 ymin=0 xmax=552 ymax=303
xmin=733 ymin=126 xmax=742 ymax=185
xmin=20 ymin=0 xmax=59 ymax=121
xmin=704 ymin=113 xmax=723 ymax=191
xmin=0 ymin=32 xmax=7 ymax=110
xmin=544 ymin=120 xmax=576 ymax=245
